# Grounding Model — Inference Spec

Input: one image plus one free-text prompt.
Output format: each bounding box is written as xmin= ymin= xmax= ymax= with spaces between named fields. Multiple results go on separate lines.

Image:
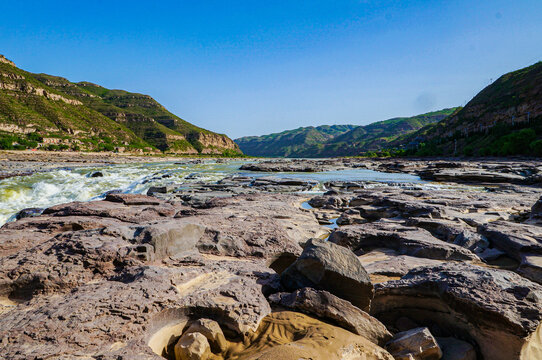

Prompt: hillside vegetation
xmin=394 ymin=61 xmax=542 ymax=157
xmin=235 ymin=109 xmax=456 ymax=157
xmin=0 ymin=55 xmax=240 ymax=155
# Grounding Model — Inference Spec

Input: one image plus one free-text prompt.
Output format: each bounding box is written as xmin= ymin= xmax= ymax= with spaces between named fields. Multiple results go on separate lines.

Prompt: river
xmin=0 ymin=160 xmax=424 ymax=225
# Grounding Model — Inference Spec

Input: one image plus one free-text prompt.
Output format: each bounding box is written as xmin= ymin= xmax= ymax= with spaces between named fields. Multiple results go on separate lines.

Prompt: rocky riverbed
xmin=1 ymin=157 xmax=542 ymax=359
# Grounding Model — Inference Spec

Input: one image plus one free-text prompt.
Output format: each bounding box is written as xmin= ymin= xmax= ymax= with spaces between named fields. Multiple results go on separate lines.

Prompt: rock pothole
xmin=150 ymin=311 xmax=394 ymax=360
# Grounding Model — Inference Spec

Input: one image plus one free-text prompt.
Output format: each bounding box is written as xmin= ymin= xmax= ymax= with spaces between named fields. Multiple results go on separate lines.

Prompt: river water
xmin=0 ymin=160 xmax=424 ymax=225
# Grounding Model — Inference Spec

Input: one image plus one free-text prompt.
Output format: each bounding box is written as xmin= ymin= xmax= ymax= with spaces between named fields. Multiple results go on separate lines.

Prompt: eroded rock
xmin=372 ymin=263 xmax=542 ymax=360
xmin=280 ymin=238 xmax=374 ymax=311
xmin=269 ymin=287 xmax=391 ymax=345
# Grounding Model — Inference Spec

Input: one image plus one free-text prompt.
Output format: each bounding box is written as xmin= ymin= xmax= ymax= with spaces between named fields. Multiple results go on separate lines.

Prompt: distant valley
xmin=235 ymin=108 xmax=457 ymax=157
xmin=237 ymin=61 xmax=542 ymax=158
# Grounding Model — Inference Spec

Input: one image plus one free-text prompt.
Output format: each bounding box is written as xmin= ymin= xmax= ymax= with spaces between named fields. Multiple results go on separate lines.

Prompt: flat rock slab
xmin=358 ymin=248 xmax=443 ymax=277
xmin=329 ymin=222 xmax=478 ymax=261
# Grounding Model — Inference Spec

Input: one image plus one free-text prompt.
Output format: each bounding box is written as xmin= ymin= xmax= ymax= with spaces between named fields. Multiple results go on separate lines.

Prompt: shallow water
xmin=0 ymin=160 xmax=424 ymax=225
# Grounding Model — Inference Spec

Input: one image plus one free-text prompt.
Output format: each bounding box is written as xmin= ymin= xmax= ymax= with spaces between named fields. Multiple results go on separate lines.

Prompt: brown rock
xmin=174 ymin=332 xmax=211 ymax=360
xmin=269 ymin=287 xmax=391 ymax=345
xmin=183 ymin=318 xmax=227 ymax=353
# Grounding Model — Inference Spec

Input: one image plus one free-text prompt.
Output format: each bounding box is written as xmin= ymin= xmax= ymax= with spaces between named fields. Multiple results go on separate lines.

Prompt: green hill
xmin=235 ymin=109 xmax=456 ymax=157
xmin=394 ymin=61 xmax=542 ymax=156
xmin=0 ymin=54 xmax=240 ymax=154
xmin=235 ymin=125 xmax=357 ymax=157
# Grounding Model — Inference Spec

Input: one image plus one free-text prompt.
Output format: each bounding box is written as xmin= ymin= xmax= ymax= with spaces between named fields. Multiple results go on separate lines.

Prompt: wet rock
xmin=329 ymin=222 xmax=478 ymax=261
xmin=308 ymin=195 xmax=349 ymax=209
xmin=372 ymin=263 xmax=542 ymax=360
xmin=105 ymin=192 xmax=163 ymax=206
xmin=147 ymin=185 xmax=176 ymax=196
xmin=280 ymin=238 xmax=374 ymax=311
xmin=240 ymin=159 xmax=346 ymax=172
xmin=386 ymin=327 xmax=442 ymax=360
xmin=175 ymin=332 xmax=211 ymax=360
xmin=417 ymin=168 xmax=527 ymax=184
xmin=90 ymin=171 xmax=103 ymax=177
xmin=14 ymin=207 xmax=44 ymax=220
xmin=269 ymin=287 xmax=391 ymax=345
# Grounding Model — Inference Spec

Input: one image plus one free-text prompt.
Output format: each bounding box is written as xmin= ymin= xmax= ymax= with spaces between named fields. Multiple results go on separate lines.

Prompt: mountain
xmin=0 ymin=54 xmax=240 ymax=155
xmin=235 ymin=124 xmax=357 ymax=157
xmin=394 ymin=61 xmax=542 ymax=156
xmin=235 ymin=109 xmax=456 ymax=157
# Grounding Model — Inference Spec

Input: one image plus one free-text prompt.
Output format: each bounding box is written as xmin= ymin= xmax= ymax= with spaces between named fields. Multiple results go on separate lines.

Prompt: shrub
xmin=530 ymin=139 xmax=542 ymax=156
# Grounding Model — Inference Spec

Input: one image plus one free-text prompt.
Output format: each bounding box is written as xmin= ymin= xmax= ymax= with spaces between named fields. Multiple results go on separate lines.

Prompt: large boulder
xmin=372 ymin=263 xmax=542 ymax=360
xmin=280 ymin=238 xmax=374 ymax=311
xmin=269 ymin=287 xmax=391 ymax=345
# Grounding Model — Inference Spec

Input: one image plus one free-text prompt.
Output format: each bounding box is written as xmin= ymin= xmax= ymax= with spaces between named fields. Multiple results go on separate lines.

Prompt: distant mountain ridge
xmin=235 ymin=124 xmax=357 ymax=157
xmin=235 ymin=108 xmax=456 ymax=157
xmin=0 ymin=54 xmax=240 ymax=154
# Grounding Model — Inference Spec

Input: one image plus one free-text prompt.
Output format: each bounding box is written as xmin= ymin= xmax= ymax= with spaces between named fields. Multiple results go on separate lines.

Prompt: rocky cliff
xmin=394 ymin=61 xmax=542 ymax=156
xmin=0 ymin=54 xmax=241 ymax=155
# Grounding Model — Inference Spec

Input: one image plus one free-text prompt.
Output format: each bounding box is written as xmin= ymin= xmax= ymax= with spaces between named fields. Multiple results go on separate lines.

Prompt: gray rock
xmin=436 ymin=337 xmax=476 ymax=360
xmin=147 ymin=185 xmax=176 ymax=196
xmin=14 ymin=207 xmax=44 ymax=220
xmin=479 ymin=221 xmax=542 ymax=283
xmin=386 ymin=327 xmax=442 ymax=360
xmin=359 ymin=249 xmax=442 ymax=277
xmin=137 ymin=221 xmax=206 ymax=259
xmin=280 ymin=238 xmax=374 ymax=311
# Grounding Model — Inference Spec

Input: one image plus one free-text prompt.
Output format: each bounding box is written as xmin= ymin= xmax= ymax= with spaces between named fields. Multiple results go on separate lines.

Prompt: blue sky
xmin=2 ymin=1 xmax=541 ymax=138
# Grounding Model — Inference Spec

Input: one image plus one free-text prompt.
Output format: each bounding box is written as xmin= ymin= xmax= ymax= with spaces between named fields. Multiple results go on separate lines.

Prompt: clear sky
xmin=1 ymin=1 xmax=541 ymax=138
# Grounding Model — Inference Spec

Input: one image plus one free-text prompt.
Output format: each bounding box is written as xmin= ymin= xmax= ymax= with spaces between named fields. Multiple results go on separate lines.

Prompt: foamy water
xmin=0 ymin=160 xmax=427 ymax=225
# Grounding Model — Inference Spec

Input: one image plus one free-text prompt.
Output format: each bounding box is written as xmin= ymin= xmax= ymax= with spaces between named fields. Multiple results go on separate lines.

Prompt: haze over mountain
xmin=394 ymin=61 xmax=542 ymax=157
xmin=235 ymin=109 xmax=456 ymax=157
xmin=0 ymin=55 xmax=240 ymax=154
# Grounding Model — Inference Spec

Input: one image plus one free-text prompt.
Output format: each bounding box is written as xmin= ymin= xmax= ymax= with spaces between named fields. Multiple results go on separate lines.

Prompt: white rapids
xmin=0 ymin=160 xmax=429 ymax=225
